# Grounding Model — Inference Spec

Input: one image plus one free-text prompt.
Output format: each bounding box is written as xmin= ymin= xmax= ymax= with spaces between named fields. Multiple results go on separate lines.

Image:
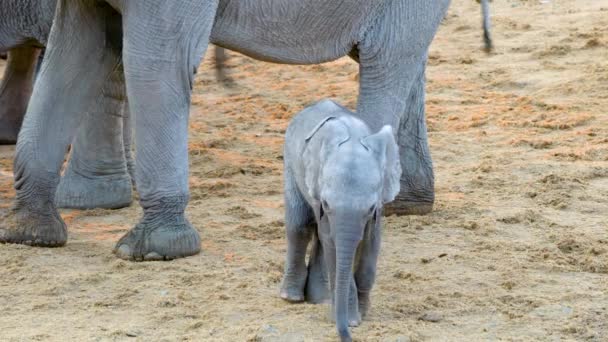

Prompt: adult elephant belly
xmin=210 ymin=0 xmax=381 ymax=64
xmin=211 ymin=0 xmax=445 ymax=215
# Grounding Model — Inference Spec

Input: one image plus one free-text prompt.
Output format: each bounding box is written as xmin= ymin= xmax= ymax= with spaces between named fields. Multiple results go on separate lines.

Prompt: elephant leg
xmin=305 ymin=232 xmax=330 ymax=304
xmin=55 ymin=62 xmax=132 ymax=209
xmin=0 ymin=47 xmax=41 ymax=144
xmin=122 ymin=102 xmax=135 ymax=185
xmin=281 ymin=167 xmax=314 ymax=302
xmin=113 ymin=0 xmax=218 ymax=261
xmin=354 ymin=222 xmax=381 ymax=319
xmin=0 ymin=0 xmax=122 ymax=246
xmin=356 ymin=0 xmax=450 ymax=216
xmin=388 ymin=65 xmax=435 ymax=216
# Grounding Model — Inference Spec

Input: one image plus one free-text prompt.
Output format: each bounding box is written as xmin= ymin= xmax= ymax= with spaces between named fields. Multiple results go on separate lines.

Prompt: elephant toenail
xmin=115 ymin=244 xmax=132 ymax=259
xmin=144 ymin=252 xmax=163 ymax=261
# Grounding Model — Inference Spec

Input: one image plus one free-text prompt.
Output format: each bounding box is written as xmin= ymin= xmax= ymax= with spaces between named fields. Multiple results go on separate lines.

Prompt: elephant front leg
xmin=0 ymin=0 xmax=122 ymax=246
xmin=0 ymin=47 xmax=41 ymax=144
xmin=113 ymin=0 xmax=218 ymax=261
xmin=56 ymin=63 xmax=133 ymax=209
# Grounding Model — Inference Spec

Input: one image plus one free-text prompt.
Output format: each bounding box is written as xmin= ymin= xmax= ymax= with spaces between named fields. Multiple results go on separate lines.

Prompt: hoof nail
xmin=280 ymin=292 xmax=304 ymax=303
xmin=144 ymin=252 xmax=163 ymax=261
xmin=114 ymin=244 xmax=132 ymax=259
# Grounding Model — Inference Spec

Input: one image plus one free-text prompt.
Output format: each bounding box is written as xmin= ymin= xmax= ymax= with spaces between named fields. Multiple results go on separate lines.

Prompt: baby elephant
xmin=282 ymin=100 xmax=401 ymax=341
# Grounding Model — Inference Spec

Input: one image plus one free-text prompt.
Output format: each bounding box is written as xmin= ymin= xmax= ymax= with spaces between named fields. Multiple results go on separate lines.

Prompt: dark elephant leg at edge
xmin=0 ymin=47 xmax=41 ymax=144
xmin=0 ymin=0 xmax=123 ymax=246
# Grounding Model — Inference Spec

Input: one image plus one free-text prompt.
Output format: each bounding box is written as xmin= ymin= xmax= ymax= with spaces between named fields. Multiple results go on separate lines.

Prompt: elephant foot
xmin=0 ymin=206 xmax=67 ymax=247
xmin=280 ymin=271 xmax=307 ymax=303
xmin=384 ymin=191 xmax=434 ymax=216
xmin=113 ymin=219 xmax=201 ymax=261
xmin=358 ymin=293 xmax=371 ymax=320
xmin=305 ymin=272 xmax=330 ymax=304
xmin=56 ymin=169 xmax=132 ymax=209
xmin=330 ymin=304 xmax=362 ymax=327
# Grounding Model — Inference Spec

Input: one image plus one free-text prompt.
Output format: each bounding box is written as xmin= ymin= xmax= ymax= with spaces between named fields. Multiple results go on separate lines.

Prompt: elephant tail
xmin=214 ymin=46 xmax=235 ymax=87
xmin=481 ymin=0 xmax=493 ymax=52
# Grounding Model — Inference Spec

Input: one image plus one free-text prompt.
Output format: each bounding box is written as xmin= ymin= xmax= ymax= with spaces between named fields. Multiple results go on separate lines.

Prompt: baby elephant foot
xmin=305 ymin=274 xmax=330 ymax=304
xmin=56 ymin=170 xmax=132 ymax=209
xmin=305 ymin=248 xmax=330 ymax=304
xmin=0 ymin=206 xmax=67 ymax=247
xmin=358 ymin=293 xmax=371 ymax=320
xmin=113 ymin=219 xmax=200 ymax=261
xmin=343 ymin=309 xmax=362 ymax=328
xmin=330 ymin=304 xmax=362 ymax=327
xmin=348 ymin=301 xmax=362 ymax=327
xmin=280 ymin=271 xmax=308 ymax=302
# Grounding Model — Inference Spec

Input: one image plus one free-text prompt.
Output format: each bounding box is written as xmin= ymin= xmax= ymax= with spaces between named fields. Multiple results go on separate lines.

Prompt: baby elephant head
xmin=304 ymin=118 xmax=401 ymax=341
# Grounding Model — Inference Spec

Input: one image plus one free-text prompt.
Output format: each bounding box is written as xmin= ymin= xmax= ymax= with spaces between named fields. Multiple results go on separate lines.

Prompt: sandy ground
xmin=1 ymin=0 xmax=607 ymax=341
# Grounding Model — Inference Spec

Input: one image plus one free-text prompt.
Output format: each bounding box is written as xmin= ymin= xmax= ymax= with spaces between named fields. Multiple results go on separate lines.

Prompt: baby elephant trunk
xmin=334 ymin=224 xmax=362 ymax=342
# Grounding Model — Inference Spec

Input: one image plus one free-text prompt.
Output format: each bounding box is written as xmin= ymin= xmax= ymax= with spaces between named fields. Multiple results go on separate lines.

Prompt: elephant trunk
xmin=334 ymin=227 xmax=361 ymax=342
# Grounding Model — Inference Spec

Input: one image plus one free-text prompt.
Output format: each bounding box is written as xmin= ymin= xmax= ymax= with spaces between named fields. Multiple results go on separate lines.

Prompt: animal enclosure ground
xmin=0 ymin=0 xmax=607 ymax=340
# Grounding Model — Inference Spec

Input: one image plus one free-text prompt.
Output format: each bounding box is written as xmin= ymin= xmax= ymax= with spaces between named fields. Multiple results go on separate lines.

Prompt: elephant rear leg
xmin=0 ymin=47 xmax=41 ymax=144
xmin=55 ymin=63 xmax=133 ymax=209
xmin=355 ymin=0 xmax=450 ymax=215
xmin=281 ymin=166 xmax=314 ymax=302
xmin=0 ymin=0 xmax=123 ymax=246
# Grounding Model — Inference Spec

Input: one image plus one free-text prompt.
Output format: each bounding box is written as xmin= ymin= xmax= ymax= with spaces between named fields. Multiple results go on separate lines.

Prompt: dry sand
xmin=0 ymin=0 xmax=607 ymax=340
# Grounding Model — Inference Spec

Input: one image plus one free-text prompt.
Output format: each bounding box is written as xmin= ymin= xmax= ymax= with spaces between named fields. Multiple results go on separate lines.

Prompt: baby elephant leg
xmin=305 ymin=232 xmax=330 ymax=304
xmin=280 ymin=168 xmax=314 ymax=302
xmin=354 ymin=225 xmax=381 ymax=319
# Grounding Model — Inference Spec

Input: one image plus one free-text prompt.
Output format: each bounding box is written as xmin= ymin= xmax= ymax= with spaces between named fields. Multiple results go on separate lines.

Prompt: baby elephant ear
xmin=361 ymin=125 xmax=402 ymax=204
xmin=305 ymin=116 xmax=337 ymax=142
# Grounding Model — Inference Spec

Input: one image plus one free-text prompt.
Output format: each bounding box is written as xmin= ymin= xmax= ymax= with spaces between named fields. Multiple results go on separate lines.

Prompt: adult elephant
xmin=2 ymin=1 xmax=491 ymax=262
xmin=0 ymin=0 xmax=133 ymax=209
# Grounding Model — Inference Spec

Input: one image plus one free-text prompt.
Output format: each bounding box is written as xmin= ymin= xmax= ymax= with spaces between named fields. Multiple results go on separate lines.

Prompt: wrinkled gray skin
xmin=1 ymin=1 xmax=492 ymax=262
xmin=282 ymin=100 xmax=401 ymax=341
xmin=0 ymin=0 xmax=133 ymax=209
